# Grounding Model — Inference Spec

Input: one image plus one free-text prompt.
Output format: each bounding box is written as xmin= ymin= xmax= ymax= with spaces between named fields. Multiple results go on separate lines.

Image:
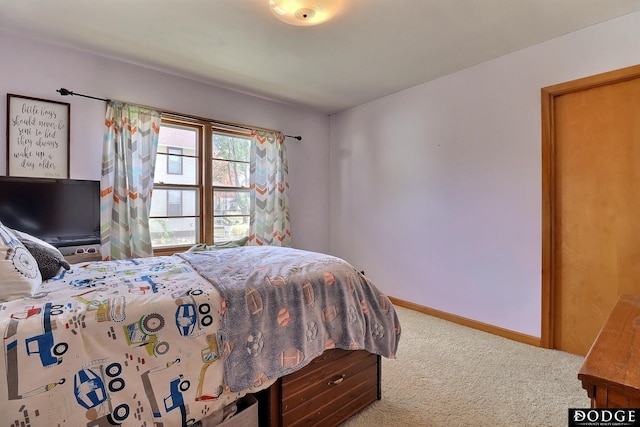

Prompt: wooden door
xmin=541 ymin=65 xmax=640 ymax=356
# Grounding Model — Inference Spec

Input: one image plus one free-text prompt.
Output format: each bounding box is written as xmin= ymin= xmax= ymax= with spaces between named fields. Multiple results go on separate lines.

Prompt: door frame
xmin=540 ymin=64 xmax=640 ymax=349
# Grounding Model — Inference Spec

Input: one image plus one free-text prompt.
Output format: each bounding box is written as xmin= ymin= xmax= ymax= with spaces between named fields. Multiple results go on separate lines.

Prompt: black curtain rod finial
xmin=57 ymin=88 xmax=74 ymax=96
xmin=287 ymin=135 xmax=303 ymax=141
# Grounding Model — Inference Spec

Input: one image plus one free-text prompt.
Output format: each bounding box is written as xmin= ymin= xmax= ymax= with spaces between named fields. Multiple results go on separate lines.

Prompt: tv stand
xmin=64 ymin=251 xmax=102 ymax=264
xmin=58 ymin=243 xmax=101 ymax=260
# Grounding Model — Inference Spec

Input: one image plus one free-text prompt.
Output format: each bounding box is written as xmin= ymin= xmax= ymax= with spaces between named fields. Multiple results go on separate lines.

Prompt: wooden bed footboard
xmin=255 ymin=349 xmax=381 ymax=427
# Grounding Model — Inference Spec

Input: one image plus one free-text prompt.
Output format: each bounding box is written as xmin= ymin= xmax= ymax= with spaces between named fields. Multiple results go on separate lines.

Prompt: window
xmin=150 ymin=118 xmax=251 ymax=251
xmin=167 ymin=147 xmax=183 ymax=174
xmin=150 ymin=122 xmax=200 ymax=249
xmin=212 ymin=133 xmax=251 ymax=242
xmin=167 ymin=190 xmax=182 ymax=216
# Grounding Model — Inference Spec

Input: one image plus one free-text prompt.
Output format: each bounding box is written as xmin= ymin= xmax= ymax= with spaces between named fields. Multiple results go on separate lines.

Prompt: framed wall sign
xmin=6 ymin=93 xmax=70 ymax=178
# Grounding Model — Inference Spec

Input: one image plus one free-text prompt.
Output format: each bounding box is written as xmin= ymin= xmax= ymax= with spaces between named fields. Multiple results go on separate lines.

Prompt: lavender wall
xmin=329 ymin=12 xmax=640 ymax=337
xmin=4 ymin=11 xmax=640 ymax=338
xmin=0 ymin=33 xmax=330 ymax=253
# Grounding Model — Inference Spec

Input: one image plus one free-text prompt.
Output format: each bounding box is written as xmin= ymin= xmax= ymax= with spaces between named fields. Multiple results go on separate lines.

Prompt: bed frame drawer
xmin=256 ymin=349 xmax=381 ymax=427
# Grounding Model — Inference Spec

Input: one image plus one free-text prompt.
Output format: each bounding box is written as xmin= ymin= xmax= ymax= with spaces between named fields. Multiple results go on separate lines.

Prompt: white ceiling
xmin=1 ymin=0 xmax=640 ymax=114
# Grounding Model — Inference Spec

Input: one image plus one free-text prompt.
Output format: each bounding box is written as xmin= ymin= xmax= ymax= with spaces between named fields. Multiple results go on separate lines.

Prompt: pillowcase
xmin=11 ymin=228 xmax=59 ymax=252
xmin=187 ymin=236 xmax=249 ymax=252
xmin=0 ymin=222 xmax=41 ymax=301
xmin=12 ymin=230 xmax=71 ymax=280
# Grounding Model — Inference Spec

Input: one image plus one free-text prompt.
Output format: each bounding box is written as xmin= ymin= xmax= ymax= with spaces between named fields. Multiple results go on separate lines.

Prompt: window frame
xmin=152 ymin=117 xmax=252 ymax=255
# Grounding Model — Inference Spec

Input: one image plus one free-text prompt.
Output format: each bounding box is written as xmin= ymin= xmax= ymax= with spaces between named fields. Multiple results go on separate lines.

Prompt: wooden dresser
xmin=578 ymin=295 xmax=640 ymax=408
xmin=256 ymin=348 xmax=381 ymax=426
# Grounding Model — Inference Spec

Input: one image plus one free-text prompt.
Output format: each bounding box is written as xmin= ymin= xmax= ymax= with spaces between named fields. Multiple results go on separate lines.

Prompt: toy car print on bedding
xmin=0 ymin=247 xmax=401 ymax=426
xmin=0 ymin=255 xmax=265 ymax=426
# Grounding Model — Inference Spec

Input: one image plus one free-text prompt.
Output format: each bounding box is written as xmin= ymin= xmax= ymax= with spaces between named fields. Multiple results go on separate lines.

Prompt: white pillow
xmin=11 ymin=228 xmax=60 ymax=252
xmin=0 ymin=221 xmax=41 ymax=301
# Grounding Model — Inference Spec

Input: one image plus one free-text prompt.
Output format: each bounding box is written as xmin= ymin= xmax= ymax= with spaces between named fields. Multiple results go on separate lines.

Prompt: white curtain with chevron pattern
xmin=100 ymin=101 xmax=161 ymax=260
xmin=248 ymin=130 xmax=291 ymax=246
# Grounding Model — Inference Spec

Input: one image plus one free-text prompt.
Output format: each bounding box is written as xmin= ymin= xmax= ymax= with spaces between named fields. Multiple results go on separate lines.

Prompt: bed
xmin=0 ymin=222 xmax=401 ymax=426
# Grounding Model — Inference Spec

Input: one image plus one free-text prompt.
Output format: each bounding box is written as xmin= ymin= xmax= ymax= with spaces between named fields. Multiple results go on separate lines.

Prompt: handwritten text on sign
xmin=8 ymin=95 xmax=69 ymax=178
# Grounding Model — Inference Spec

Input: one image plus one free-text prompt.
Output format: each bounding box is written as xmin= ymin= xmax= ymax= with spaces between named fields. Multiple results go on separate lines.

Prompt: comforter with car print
xmin=0 ymin=247 xmax=400 ymax=426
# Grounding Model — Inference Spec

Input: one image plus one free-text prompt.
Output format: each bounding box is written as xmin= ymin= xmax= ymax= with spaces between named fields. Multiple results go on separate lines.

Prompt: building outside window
xmin=166 ymin=189 xmax=182 ymax=216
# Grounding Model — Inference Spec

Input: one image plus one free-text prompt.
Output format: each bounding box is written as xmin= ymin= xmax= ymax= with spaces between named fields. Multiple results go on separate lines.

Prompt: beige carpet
xmin=342 ymin=306 xmax=590 ymax=427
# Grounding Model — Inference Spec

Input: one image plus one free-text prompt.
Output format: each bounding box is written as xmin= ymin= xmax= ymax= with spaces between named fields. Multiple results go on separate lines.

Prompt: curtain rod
xmin=56 ymin=88 xmax=303 ymax=141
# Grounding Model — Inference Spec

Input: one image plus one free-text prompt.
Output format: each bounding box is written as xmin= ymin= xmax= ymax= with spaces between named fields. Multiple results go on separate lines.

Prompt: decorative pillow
xmin=187 ymin=236 xmax=249 ymax=252
xmin=11 ymin=228 xmax=59 ymax=252
xmin=0 ymin=222 xmax=42 ymax=301
xmin=14 ymin=233 xmax=71 ymax=280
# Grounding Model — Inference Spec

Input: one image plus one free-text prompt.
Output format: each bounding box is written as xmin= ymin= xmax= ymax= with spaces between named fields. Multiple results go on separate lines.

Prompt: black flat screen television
xmin=0 ymin=176 xmax=100 ymax=247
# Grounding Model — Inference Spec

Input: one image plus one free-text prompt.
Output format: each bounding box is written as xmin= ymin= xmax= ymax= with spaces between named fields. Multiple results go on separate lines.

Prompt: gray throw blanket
xmin=177 ymin=246 xmax=401 ymax=392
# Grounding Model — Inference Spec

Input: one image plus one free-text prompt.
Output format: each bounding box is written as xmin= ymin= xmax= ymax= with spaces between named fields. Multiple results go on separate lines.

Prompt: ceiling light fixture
xmin=268 ymin=0 xmax=344 ymax=26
